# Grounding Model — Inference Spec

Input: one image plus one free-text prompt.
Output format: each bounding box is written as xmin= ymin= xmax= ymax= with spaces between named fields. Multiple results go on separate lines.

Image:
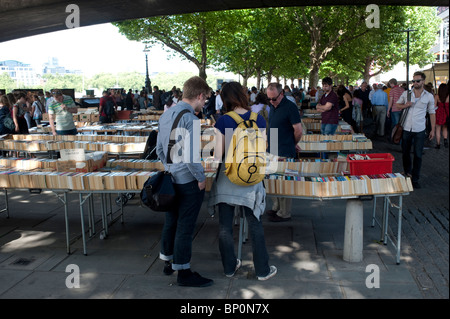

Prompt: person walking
xmin=156 ymin=76 xmax=213 ymax=287
xmin=370 ymin=83 xmax=389 ymax=137
xmin=266 ymin=82 xmax=302 ymax=222
xmin=434 ymin=82 xmax=449 ymax=149
xmin=395 ymin=71 xmax=436 ymax=189
xmin=208 ymin=81 xmax=277 ymax=281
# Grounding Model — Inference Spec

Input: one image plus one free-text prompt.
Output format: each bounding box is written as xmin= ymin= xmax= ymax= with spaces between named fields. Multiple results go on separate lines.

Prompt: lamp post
xmin=399 ymin=29 xmax=417 ymax=91
xmin=143 ymin=44 xmax=151 ymax=96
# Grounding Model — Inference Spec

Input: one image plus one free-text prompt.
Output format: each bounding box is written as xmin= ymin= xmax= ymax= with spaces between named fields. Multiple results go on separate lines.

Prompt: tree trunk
xmin=362 ymin=57 xmax=372 ymax=83
xmin=198 ymin=67 xmax=207 ymax=81
xmin=242 ymin=76 xmax=248 ymax=88
xmin=309 ymin=64 xmax=320 ymax=89
xmin=256 ymin=71 xmax=262 ymax=90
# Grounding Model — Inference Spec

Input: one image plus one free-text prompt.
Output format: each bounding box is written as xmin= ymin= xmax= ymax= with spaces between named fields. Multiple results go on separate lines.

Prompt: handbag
xmin=140 ymin=109 xmax=190 ymax=212
xmin=391 ymin=91 xmax=411 ymax=144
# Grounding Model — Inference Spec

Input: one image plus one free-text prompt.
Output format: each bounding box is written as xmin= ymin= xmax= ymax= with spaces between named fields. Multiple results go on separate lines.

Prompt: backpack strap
xmin=249 ymin=111 xmax=258 ymax=123
xmin=226 ymin=111 xmax=244 ymax=126
xmin=167 ymin=109 xmax=191 ymax=164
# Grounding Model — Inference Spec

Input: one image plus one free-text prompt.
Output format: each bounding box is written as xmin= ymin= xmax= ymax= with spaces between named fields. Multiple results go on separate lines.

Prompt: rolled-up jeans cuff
xmin=172 ymin=263 xmax=191 ymax=271
xmin=159 ymin=252 xmax=173 ymax=261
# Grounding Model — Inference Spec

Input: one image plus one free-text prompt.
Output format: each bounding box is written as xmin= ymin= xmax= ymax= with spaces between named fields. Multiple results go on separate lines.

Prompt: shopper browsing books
xmin=266 ymin=82 xmax=302 ymax=222
xmin=47 ymin=89 xmax=78 ymax=136
xmin=208 ymin=81 xmax=277 ymax=281
xmin=156 ymin=76 xmax=213 ymax=287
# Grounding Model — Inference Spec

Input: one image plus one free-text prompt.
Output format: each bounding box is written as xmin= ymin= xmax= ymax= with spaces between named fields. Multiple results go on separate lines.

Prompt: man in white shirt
xmin=395 ymin=71 xmax=435 ymax=189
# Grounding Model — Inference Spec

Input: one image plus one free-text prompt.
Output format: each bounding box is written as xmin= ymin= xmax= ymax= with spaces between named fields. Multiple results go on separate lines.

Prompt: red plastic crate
xmin=346 ymin=153 xmax=394 ymax=175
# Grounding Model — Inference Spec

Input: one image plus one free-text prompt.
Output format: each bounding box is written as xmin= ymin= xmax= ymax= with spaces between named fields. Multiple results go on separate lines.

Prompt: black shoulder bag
xmin=140 ymin=109 xmax=190 ymax=212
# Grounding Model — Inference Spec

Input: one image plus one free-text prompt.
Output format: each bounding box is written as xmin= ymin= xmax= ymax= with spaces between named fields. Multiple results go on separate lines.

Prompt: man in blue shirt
xmin=266 ymin=82 xmax=302 ymax=222
xmin=370 ymin=83 xmax=389 ymax=137
xmin=156 ymin=76 xmax=213 ymax=287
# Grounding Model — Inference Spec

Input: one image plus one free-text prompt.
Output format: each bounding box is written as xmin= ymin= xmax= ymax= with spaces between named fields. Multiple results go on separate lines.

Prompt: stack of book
xmin=0 ymin=157 xmax=58 ymax=171
xmin=263 ymin=173 xmax=413 ymax=197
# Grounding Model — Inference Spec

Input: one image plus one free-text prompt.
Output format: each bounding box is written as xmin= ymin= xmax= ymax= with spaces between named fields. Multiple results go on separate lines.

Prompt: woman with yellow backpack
xmin=208 ymin=81 xmax=277 ymax=281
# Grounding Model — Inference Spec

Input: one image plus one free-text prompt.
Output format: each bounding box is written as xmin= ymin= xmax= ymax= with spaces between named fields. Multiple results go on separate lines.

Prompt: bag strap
xmin=399 ymin=91 xmax=411 ymax=126
xmin=226 ymin=111 xmax=244 ymax=126
xmin=167 ymin=109 xmax=191 ymax=164
xmin=35 ymin=101 xmax=44 ymax=114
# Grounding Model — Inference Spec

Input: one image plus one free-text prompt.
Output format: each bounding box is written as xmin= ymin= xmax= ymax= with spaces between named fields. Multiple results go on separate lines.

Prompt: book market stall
xmin=0 ymin=131 xmax=412 ymax=263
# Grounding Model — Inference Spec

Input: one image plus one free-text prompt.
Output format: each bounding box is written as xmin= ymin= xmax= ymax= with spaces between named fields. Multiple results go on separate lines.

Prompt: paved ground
xmin=0 ymin=124 xmax=448 ymax=302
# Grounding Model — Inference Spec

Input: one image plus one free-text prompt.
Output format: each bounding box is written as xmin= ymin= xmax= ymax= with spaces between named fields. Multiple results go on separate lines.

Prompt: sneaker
xmin=435 ymin=144 xmax=440 ymax=149
xmin=225 ymin=259 xmax=242 ymax=278
xmin=163 ymin=261 xmax=175 ymax=276
xmin=257 ymin=265 xmax=277 ymax=281
xmin=412 ymin=181 xmax=421 ymax=189
xmin=444 ymin=139 xmax=448 ymax=148
xmin=177 ymin=270 xmax=214 ymax=287
xmin=269 ymin=215 xmax=291 ymax=222
xmin=266 ymin=210 xmax=277 ymax=217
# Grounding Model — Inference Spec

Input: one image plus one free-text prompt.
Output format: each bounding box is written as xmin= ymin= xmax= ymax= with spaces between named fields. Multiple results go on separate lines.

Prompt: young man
xmin=47 ymin=89 xmax=78 ymax=136
xmin=156 ymin=76 xmax=213 ymax=287
xmin=395 ymin=71 xmax=436 ymax=189
xmin=266 ymin=82 xmax=302 ymax=222
xmin=387 ymin=78 xmax=405 ymax=128
xmin=316 ymin=77 xmax=339 ymax=135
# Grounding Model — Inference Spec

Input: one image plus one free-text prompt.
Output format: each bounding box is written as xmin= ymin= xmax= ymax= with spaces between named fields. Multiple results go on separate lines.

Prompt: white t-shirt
xmin=215 ymin=94 xmax=223 ymax=112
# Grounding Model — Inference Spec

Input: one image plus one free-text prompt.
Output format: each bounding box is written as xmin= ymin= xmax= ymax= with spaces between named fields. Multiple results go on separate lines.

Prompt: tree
xmin=0 ymin=72 xmax=16 ymax=92
xmin=284 ymin=6 xmax=371 ymax=88
xmin=326 ymin=6 xmax=440 ymax=83
xmin=113 ymin=11 xmax=232 ymax=80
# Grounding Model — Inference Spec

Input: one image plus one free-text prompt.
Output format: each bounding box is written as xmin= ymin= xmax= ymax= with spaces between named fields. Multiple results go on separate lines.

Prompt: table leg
xmin=343 ymin=199 xmax=364 ymax=262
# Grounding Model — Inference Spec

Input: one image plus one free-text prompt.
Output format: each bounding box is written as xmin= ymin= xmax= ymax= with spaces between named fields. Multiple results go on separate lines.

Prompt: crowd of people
xmin=0 ymin=89 xmax=78 ymax=136
xmin=0 ymin=72 xmax=448 ymax=288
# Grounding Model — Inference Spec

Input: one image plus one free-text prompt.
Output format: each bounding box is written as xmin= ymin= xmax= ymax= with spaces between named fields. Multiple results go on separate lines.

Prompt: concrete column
xmin=343 ymin=199 xmax=364 ymax=262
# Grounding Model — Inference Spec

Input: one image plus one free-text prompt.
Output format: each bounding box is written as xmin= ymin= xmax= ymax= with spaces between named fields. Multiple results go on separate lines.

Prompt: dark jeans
xmin=321 ymin=123 xmax=338 ymax=135
xmin=56 ymin=128 xmax=77 ymax=135
xmin=160 ymin=180 xmax=205 ymax=270
xmin=218 ymin=203 xmax=270 ymax=277
xmin=401 ymin=130 xmax=425 ymax=183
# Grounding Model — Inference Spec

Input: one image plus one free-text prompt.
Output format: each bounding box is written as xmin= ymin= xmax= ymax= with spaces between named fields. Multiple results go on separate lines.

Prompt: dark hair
xmin=255 ymin=92 xmax=269 ymax=105
xmin=438 ymin=83 xmax=448 ymax=103
xmin=322 ymin=77 xmax=333 ymax=86
xmin=413 ymin=71 xmax=426 ymax=80
xmin=220 ymin=81 xmax=250 ymax=113
xmin=337 ymin=84 xmax=351 ymax=98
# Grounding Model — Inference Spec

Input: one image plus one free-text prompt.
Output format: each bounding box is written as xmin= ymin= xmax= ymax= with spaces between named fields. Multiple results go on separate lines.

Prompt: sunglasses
xmin=268 ymin=91 xmax=282 ymax=102
xmin=411 ymin=79 xmax=423 ymax=83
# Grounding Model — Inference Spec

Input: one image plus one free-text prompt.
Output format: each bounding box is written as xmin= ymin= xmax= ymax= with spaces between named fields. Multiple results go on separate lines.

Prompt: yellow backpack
xmin=224 ymin=111 xmax=266 ymax=186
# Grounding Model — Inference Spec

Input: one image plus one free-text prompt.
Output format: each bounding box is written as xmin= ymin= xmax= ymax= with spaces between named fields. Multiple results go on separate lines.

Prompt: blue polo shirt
xmin=267 ymin=97 xmax=301 ymax=158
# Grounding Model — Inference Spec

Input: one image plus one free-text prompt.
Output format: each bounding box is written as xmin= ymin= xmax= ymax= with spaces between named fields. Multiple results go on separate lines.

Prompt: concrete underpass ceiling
xmin=0 ymin=0 xmax=448 ymax=43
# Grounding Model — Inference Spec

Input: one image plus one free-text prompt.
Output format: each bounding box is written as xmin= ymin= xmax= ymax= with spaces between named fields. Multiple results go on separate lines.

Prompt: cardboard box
xmin=90 ymin=114 xmax=100 ymax=122
xmin=42 ymin=113 xmax=49 ymax=121
xmin=80 ymin=114 xmax=90 ymax=122
xmin=73 ymin=114 xmax=79 ymax=122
